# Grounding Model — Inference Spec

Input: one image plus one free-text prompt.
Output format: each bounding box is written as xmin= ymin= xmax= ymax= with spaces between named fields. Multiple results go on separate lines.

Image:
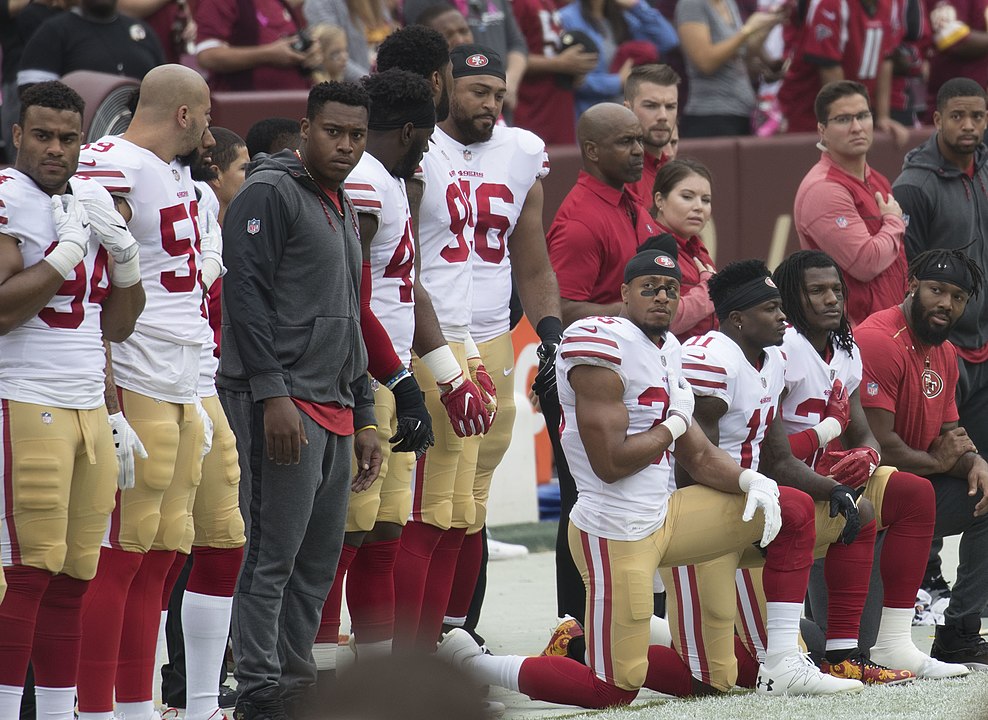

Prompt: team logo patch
xmin=41 ymin=412 xmax=53 ymax=425
xmin=466 ymin=53 xmax=489 ymax=67
xmin=922 ymin=369 xmax=944 ymax=399
xmin=172 ymin=169 xmax=181 ymax=182
xmin=830 ymin=369 xmax=836 ymax=382
xmin=761 ymin=377 xmax=767 ymax=387
xmin=866 ymin=381 xmax=879 ymax=396
xmin=654 ymin=255 xmax=676 ymax=268
xmin=902 ymin=213 xmax=910 ymax=227
xmin=764 ymin=277 xmax=777 ymax=288
xmin=815 ymin=24 xmax=833 ymax=41
xmin=370 ymin=378 xmax=380 ymax=391
xmin=835 ymin=216 xmax=848 ymax=229
xmin=463 ymin=149 xmax=473 ymax=160
xmin=660 ymin=355 xmax=667 ymax=367
xmin=129 ymin=23 xmax=147 ymax=41
xmin=247 ymin=217 xmax=261 ymax=235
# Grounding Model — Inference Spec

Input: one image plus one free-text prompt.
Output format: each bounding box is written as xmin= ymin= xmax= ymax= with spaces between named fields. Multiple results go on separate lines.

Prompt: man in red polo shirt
xmin=856 ymin=248 xmax=988 ymax=670
xmin=624 ymin=64 xmax=679 ymax=211
xmin=794 ymin=81 xmax=907 ymax=327
xmin=545 ymin=101 xmax=657 ymax=625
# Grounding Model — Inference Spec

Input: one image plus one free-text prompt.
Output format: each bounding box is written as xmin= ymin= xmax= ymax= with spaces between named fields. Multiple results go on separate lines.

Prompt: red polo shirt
xmin=547 ymin=170 xmax=658 ymax=305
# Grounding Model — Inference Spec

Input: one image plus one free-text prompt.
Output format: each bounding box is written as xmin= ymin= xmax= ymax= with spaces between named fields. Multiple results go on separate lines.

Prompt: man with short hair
xmin=219 ymin=81 xmax=382 ymax=719
xmin=244 ymin=118 xmax=301 ymax=160
xmin=624 ymin=64 xmax=680 ymax=210
xmin=856 ymin=248 xmax=988 ymax=669
xmin=794 ymin=81 xmax=907 ymax=327
xmin=0 ymin=80 xmax=145 ymax=720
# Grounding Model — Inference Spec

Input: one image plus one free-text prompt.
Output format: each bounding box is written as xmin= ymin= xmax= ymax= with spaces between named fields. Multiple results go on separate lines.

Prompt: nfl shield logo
xmin=247 ymin=218 xmax=261 ymax=235
xmin=866 ymin=382 xmax=879 ymax=396
xmin=835 ymin=216 xmax=848 ymax=229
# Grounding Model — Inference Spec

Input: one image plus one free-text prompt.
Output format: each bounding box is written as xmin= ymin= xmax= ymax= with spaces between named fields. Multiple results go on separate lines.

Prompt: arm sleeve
xmin=546 ymin=217 xmax=603 ymax=301
xmin=788 ymin=427 xmax=822 ymax=460
xmin=801 ymin=0 xmax=844 ymax=64
xmin=628 ymin=0 xmax=679 ymax=52
xmin=350 ymin=373 xmax=377 ymax=430
xmin=17 ymin=19 xmax=63 ymax=85
xmin=196 ymin=0 xmax=237 ymax=46
xmin=796 ymin=182 xmax=906 ymax=281
xmin=221 ymin=182 xmax=293 ymax=400
xmin=360 ymin=260 xmax=405 ymax=382
xmin=855 ymin=329 xmax=903 ymax=413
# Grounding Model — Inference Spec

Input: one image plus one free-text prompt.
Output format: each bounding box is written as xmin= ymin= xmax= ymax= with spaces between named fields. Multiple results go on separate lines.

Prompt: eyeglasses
xmin=824 ymin=111 xmax=873 ymax=127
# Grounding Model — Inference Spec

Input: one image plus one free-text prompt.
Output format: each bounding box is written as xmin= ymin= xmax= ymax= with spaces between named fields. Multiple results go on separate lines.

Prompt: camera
xmin=291 ymin=29 xmax=314 ymax=54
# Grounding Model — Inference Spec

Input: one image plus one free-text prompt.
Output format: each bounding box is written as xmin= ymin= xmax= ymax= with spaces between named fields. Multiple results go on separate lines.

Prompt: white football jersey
xmin=682 ymin=331 xmax=786 ymax=472
xmin=345 ymin=152 xmax=415 ymax=365
xmin=779 ymin=325 xmax=862 ymax=468
xmin=79 ymin=137 xmax=208 ymax=402
xmin=416 ymin=128 xmax=474 ymax=342
xmin=195 ymin=181 xmax=220 ymax=398
xmin=557 ymin=316 xmax=681 ymax=541
xmin=0 ymin=171 xmax=112 ymax=409
xmin=437 ymin=125 xmax=549 ymax=344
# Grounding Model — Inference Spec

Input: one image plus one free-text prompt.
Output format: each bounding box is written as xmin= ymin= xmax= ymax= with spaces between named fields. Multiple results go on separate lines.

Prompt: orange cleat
xmin=820 ymin=654 xmax=915 ymax=685
xmin=540 ymin=615 xmax=584 ymax=657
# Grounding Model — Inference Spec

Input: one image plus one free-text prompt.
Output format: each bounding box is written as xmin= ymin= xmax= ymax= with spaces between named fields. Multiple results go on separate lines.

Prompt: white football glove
xmin=739 ymin=469 xmax=782 ymax=547
xmin=198 ymin=205 xmax=224 ymax=290
xmin=194 ymin=396 xmax=214 ymax=458
xmin=79 ymin=197 xmax=142 ymax=287
xmin=108 ymin=411 xmax=147 ymax=490
xmin=46 ymin=194 xmax=90 ymax=277
xmin=660 ymin=375 xmax=695 ymax=441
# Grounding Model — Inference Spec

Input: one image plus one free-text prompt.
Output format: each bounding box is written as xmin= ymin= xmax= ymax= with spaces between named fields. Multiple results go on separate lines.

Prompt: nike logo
xmin=692 ymin=353 xmax=706 ymax=360
xmin=79 ymin=159 xmax=97 ymax=167
xmin=578 ymin=326 xmax=598 ymax=333
xmin=821 ymin=9 xmax=836 ymax=19
xmin=503 ymin=367 xmax=513 ymax=376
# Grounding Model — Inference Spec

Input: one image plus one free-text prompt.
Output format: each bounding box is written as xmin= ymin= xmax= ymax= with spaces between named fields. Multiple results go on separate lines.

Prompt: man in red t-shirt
xmin=927 ymin=0 xmax=988 ymax=111
xmin=624 ymin=63 xmax=678 ymax=210
xmin=856 ymin=248 xmax=988 ymax=670
xmin=794 ymin=81 xmax=906 ymax=327
xmin=195 ymin=0 xmax=322 ymax=92
xmin=778 ymin=0 xmax=908 ymax=141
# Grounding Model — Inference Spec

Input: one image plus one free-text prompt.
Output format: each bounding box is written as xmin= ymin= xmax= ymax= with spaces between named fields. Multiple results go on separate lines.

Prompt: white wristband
xmin=420 ymin=345 xmax=462 ymax=385
xmin=660 ymin=414 xmax=688 ymax=442
xmin=738 ymin=468 xmax=759 ymax=492
xmin=110 ymin=255 xmax=142 ymax=288
xmin=464 ymin=333 xmax=480 ymax=360
xmin=812 ymin=416 xmax=843 ymax=446
xmin=43 ymin=243 xmax=85 ymax=278
xmin=201 ymin=256 xmax=224 ymax=290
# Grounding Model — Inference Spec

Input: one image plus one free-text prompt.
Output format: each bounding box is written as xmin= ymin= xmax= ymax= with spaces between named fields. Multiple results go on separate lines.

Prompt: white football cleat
xmin=870 ymin=646 xmax=970 ymax=679
xmin=437 ymin=627 xmax=483 ymax=667
xmin=756 ymin=652 xmax=864 ymax=695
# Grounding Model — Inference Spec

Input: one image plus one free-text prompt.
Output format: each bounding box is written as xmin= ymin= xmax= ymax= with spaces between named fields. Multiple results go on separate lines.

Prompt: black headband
xmin=367 ymin=99 xmax=436 ymax=131
xmin=915 ymin=257 xmax=974 ymax=295
xmin=714 ymin=275 xmax=781 ymax=320
xmin=450 ymin=44 xmax=506 ymax=81
xmin=624 ymin=250 xmax=681 ymax=283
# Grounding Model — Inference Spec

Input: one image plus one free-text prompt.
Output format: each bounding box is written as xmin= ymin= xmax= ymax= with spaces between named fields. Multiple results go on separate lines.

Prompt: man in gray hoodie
xmin=218 ymin=80 xmax=382 ymax=720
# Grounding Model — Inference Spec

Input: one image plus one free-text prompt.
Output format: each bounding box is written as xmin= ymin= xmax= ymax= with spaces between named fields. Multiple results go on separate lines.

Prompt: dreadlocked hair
xmin=772 ymin=250 xmax=855 ymax=355
xmin=909 ymin=248 xmax=984 ymax=299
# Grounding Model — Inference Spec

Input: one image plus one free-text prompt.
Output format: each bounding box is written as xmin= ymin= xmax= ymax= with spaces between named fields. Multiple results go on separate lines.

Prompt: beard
xmin=910 ymin=297 xmax=954 ymax=345
xmin=393 ymin=145 xmax=424 ymax=181
xmin=452 ymin=111 xmax=494 ymax=145
xmin=436 ymin=88 xmax=450 ymax=123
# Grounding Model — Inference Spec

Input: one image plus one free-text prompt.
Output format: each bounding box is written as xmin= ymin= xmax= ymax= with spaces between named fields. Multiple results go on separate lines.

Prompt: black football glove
xmin=389 ymin=375 xmax=434 ymax=455
xmin=531 ymin=317 xmax=563 ymax=405
xmin=829 ymin=484 xmax=865 ymax=545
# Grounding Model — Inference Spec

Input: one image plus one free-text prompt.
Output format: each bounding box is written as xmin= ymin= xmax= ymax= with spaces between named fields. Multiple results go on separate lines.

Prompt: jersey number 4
xmin=40 ymin=246 xmax=110 ymax=329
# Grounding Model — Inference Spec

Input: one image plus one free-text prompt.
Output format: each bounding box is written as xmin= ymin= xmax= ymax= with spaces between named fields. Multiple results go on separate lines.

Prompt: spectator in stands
xmin=650 ymin=158 xmax=717 ymax=340
xmin=624 ymin=63 xmax=679 ymax=208
xmin=511 ymin=0 xmax=598 ymax=144
xmin=303 ymin=0 xmax=395 ymax=80
xmin=118 ymin=0 xmax=196 ymax=63
xmin=545 ymin=102 xmax=660 ymax=623
xmin=666 ymin=122 xmax=679 ymax=158
xmin=16 ymin=0 xmax=165 ymax=89
xmin=245 ymin=117 xmax=302 ymax=158
xmin=927 ymin=0 xmax=988 ymax=113
xmin=195 ymin=0 xmax=323 ymax=92
xmin=888 ymin=0 xmax=928 ymax=127
xmin=311 ymin=23 xmax=350 ymax=82
xmin=415 ymin=3 xmax=474 ymax=47
xmin=675 ymin=0 xmax=782 ymax=137
xmin=794 ymin=81 xmax=907 ymax=327
xmin=558 ymin=0 xmax=679 ymax=119
xmin=408 ymin=1 xmax=527 ymax=112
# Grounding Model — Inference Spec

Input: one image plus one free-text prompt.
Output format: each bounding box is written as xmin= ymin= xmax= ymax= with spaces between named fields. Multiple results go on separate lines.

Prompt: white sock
xmin=115 ymin=700 xmax=155 ymax=719
xmin=35 ymin=685 xmax=77 ymax=719
xmin=77 ymin=713 xmax=115 ymax=720
xmin=313 ymin=642 xmax=338 ymax=671
xmin=824 ymin=638 xmax=858 ymax=653
xmin=354 ymin=638 xmax=391 ymax=660
xmin=153 ymin=609 xmax=168 ymax=707
xmin=0 ymin=684 xmax=24 ymax=718
xmin=764 ymin=601 xmax=803 ymax=663
xmin=871 ymin=607 xmax=927 ymax=671
xmin=443 ymin=615 xmax=467 ymax=627
xmin=461 ymin=653 xmax=525 ymax=692
xmin=183 ymin=590 xmax=233 ymax=719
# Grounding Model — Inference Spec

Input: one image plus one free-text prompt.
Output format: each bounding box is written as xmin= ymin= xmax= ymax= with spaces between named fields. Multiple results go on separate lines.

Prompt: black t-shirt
xmin=17 ymin=9 xmax=165 ymax=87
xmin=0 ymin=0 xmax=63 ymax=85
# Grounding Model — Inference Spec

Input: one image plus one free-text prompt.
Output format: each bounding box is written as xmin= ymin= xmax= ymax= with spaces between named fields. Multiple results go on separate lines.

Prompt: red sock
xmin=188 ymin=545 xmax=244 ymax=597
xmin=444 ymin=530 xmax=483 ymax=623
xmin=347 ymin=538 xmax=399 ymax=643
xmin=416 ymin=527 xmax=466 ymax=649
xmin=824 ymin=520 xmax=876 ymax=642
xmin=161 ymin=552 xmax=186 ymax=610
xmin=32 ymin=574 xmax=88 ymax=688
xmin=114 ymin=549 xmax=177 ymax=703
xmin=762 ymin=487 xmax=815 ymax=603
xmin=518 ymin=656 xmax=637 ymax=708
xmin=734 ymin=635 xmax=759 ymax=688
xmin=879 ymin=472 xmax=936 ymax=608
xmin=0 ymin=565 xmax=50 ymax=685
xmin=392 ymin=521 xmax=444 ymax=651
xmin=642 ymin=644 xmax=695 ymax=697
xmin=77 ymin=547 xmax=143 ymax=712
xmin=317 ymin=543 xmax=358 ymax=643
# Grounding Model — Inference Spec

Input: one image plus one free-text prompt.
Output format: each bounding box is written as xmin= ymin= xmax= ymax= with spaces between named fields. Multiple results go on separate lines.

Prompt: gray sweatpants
xmin=220 ymin=389 xmax=352 ymax=700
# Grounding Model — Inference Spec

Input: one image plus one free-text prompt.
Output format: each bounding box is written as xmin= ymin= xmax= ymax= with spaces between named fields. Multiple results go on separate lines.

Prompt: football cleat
xmin=932 ymin=622 xmax=988 ymax=671
xmin=483 ymin=700 xmax=506 ymax=718
xmin=869 ymin=646 xmax=970 ymax=679
xmin=233 ymin=686 xmax=288 ymax=720
xmin=437 ymin=628 xmax=484 ymax=667
xmin=756 ymin=652 xmax=864 ymax=695
xmin=820 ymin=654 xmax=914 ymax=685
xmin=541 ymin=615 xmax=584 ymax=657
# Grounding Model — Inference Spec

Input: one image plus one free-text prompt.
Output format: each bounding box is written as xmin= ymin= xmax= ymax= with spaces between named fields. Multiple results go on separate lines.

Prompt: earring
xmin=737 ymin=323 xmax=742 ymax=330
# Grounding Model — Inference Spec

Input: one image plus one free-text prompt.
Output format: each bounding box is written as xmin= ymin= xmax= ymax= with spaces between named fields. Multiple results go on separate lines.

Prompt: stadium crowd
xmin=1 ymin=1 xmax=988 ymax=719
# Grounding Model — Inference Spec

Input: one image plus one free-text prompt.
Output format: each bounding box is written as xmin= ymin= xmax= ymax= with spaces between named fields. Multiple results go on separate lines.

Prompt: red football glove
xmin=468 ymin=358 xmax=498 ymax=425
xmin=819 ymin=446 xmax=880 ymax=489
xmin=439 ymin=374 xmax=492 ymax=437
xmin=825 ymin=378 xmax=851 ymax=432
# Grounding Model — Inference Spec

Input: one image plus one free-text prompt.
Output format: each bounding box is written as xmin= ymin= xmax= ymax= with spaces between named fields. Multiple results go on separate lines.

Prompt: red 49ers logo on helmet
xmin=466 ymin=54 xmax=489 ymax=67
xmin=653 ymin=255 xmax=675 ymax=268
